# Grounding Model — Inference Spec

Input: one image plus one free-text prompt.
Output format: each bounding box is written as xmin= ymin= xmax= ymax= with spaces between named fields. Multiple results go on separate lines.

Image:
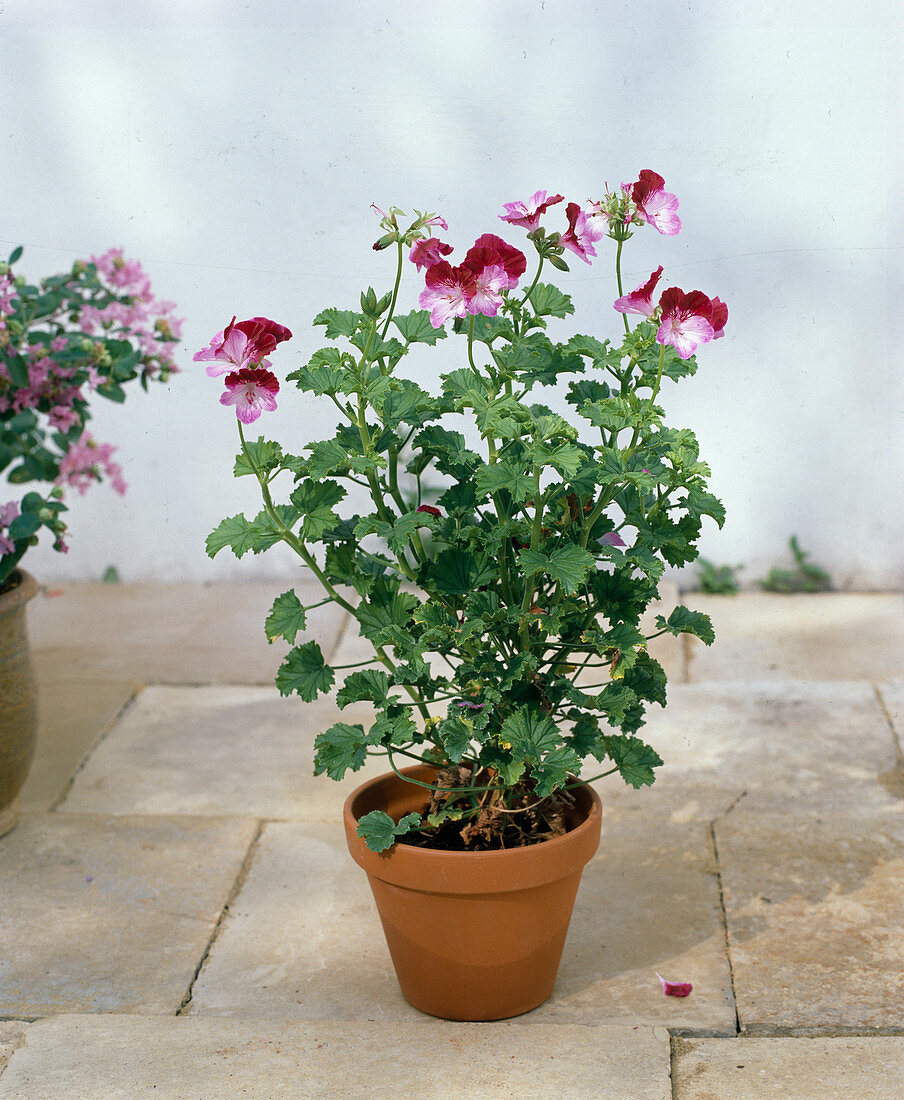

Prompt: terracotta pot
xmin=0 ymin=570 xmax=40 ymax=838
xmin=343 ymin=764 xmax=602 ymax=1021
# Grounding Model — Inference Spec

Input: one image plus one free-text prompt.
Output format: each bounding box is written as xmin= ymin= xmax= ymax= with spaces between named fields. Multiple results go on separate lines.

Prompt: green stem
xmin=518 ymin=463 xmax=544 ymax=649
xmin=615 ymin=238 xmax=630 ymax=336
xmin=380 ymin=241 xmax=405 ymax=341
xmin=518 ymin=254 xmax=545 ymax=308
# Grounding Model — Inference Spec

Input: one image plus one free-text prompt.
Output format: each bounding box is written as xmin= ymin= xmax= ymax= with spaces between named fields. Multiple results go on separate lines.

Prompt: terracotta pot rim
xmin=344 ymin=764 xmax=602 ymax=893
xmin=0 ymin=569 xmax=40 ymax=613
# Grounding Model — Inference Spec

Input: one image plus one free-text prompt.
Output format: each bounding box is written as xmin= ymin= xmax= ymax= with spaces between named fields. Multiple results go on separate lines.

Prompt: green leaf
xmin=438 ymin=716 xmax=474 ymax=763
xmin=603 ymin=735 xmax=663 ymax=788
xmin=533 ymin=745 xmax=583 ymax=796
xmin=355 ymin=587 xmax=420 ymax=645
xmin=393 ymin=309 xmax=448 ymax=346
xmin=275 ymin=641 xmax=334 ymax=700
xmin=655 ymin=606 xmax=715 ymax=646
xmin=500 ymin=707 xmax=581 ymax=795
xmin=206 ymin=514 xmax=257 ymax=559
xmin=314 ymin=722 xmax=369 ymax=780
xmin=518 ymin=544 xmax=595 ymax=595
xmin=290 ymin=480 xmax=347 ymax=540
xmin=264 ymin=590 xmax=307 ymax=645
xmin=528 ymin=282 xmax=575 ymax=319
xmin=234 ymin=438 xmax=284 ymax=478
xmin=474 ymin=461 xmax=533 ymax=503
xmin=313 ymin=308 xmax=362 ymax=339
xmin=336 ymin=669 xmax=391 ymax=709
xmin=424 ymin=549 xmax=496 ymax=596
xmin=411 ymin=426 xmax=480 ymax=478
xmin=356 ymin=810 xmax=422 ymax=853
xmin=287 ymin=347 xmax=354 ymax=394
xmin=380 ymin=380 xmax=437 ymax=429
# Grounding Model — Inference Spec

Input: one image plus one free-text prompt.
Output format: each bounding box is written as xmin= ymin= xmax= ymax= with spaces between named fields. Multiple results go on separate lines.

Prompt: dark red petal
xmin=226 ymin=366 xmax=279 ymax=394
xmin=424 ymin=260 xmax=456 ymax=287
xmin=657 ymin=972 xmax=693 ymax=997
xmin=632 ymin=169 xmax=667 ymax=205
xmin=682 ymin=290 xmax=714 ymax=321
xmin=637 ymin=265 xmax=664 ymax=299
xmin=470 ymin=233 xmax=527 ymax=279
xmin=462 ymin=245 xmax=500 ymax=275
xmin=564 ymin=201 xmax=582 ymax=231
xmin=657 ymin=286 xmax=686 ymax=318
xmin=710 ymin=296 xmax=728 ymax=337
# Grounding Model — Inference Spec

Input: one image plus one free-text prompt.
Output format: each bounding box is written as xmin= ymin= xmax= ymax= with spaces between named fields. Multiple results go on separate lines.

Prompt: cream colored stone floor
xmin=1 ymin=583 xmax=903 ymax=1098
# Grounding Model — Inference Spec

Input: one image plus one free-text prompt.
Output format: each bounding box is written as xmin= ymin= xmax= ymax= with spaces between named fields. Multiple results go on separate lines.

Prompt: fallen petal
xmin=656 ymin=972 xmax=693 ymax=997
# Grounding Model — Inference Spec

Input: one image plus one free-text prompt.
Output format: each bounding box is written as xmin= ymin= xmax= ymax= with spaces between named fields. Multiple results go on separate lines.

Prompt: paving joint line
xmin=706 ymin=792 xmax=747 ymax=1039
xmin=176 ymin=818 xmax=266 ymax=1016
xmin=872 ymin=681 xmax=904 ymax=765
xmin=47 ymin=685 xmax=147 ymax=812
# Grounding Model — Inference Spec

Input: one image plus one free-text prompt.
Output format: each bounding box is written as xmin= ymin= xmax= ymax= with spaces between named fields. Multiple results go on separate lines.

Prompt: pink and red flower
xmin=626 ymin=170 xmax=681 ymax=237
xmin=194 ymin=316 xmax=292 ymax=377
xmin=613 ymin=266 xmax=664 ymax=318
xmin=409 ymin=237 xmax=454 ymax=272
xmin=656 ymin=288 xmax=725 ymax=359
xmin=418 ymin=262 xmax=479 ymax=328
xmin=219 ymin=367 xmax=280 ymax=424
xmin=499 ymin=190 xmax=565 ymax=232
xmin=419 ymin=235 xmax=527 ymax=327
xmin=559 ymin=202 xmax=605 ymax=265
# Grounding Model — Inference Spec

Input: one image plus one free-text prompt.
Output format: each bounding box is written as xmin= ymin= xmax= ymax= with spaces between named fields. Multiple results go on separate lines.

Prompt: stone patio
xmin=1 ymin=583 xmax=903 ymax=1097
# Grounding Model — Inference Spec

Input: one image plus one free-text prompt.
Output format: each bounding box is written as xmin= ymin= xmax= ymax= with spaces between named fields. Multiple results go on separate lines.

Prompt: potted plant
xmin=0 ymin=247 xmax=182 ymax=835
xmin=202 ymin=171 xmax=727 ymax=1019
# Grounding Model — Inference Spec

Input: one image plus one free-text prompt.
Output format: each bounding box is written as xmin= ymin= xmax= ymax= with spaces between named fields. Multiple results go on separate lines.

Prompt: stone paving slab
xmin=0 ymin=1024 xmax=26 ymax=1076
xmin=715 ymin=808 xmax=904 ymax=1033
xmin=20 ymin=673 xmax=139 ymax=811
xmin=28 ymin=581 xmax=349 ymax=683
xmin=606 ymin=680 xmax=903 ymax=820
xmin=683 ymin=592 xmax=904 ymax=682
xmin=0 ymin=1017 xmax=671 ymax=1100
xmin=57 ymin=685 xmax=389 ymax=820
xmin=0 ymin=813 xmax=257 ymax=1016
xmin=189 ymin=812 xmax=735 ymax=1032
xmin=673 ymin=1035 xmax=904 ymax=1099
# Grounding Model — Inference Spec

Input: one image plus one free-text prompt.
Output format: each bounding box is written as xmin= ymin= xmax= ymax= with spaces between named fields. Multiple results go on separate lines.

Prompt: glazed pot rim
xmin=0 ymin=570 xmax=40 ymax=612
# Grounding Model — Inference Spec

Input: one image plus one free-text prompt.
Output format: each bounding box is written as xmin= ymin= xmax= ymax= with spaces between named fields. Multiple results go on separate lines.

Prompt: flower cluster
xmin=0 ymin=246 xmax=182 ymax=586
xmin=194 ymin=316 xmax=291 ymax=423
xmin=200 ymin=171 xmax=729 ymax=853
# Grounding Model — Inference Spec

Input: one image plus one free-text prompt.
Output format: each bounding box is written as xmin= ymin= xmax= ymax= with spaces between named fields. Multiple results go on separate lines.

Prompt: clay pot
xmin=343 ymin=764 xmax=602 ymax=1021
xmin=0 ymin=570 xmax=40 ymax=837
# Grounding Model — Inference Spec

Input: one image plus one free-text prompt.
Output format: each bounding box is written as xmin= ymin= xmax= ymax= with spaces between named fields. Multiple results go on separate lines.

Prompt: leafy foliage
xmin=0 ymin=248 xmax=181 ymax=585
xmin=210 ymin=196 xmax=727 ymax=850
xmin=759 ymin=536 xmax=832 ymax=593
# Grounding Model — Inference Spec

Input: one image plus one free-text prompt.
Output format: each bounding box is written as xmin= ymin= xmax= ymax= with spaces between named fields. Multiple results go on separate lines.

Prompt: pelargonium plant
xmin=202 ymin=170 xmax=727 ymax=852
xmin=0 ymin=247 xmax=182 ymax=588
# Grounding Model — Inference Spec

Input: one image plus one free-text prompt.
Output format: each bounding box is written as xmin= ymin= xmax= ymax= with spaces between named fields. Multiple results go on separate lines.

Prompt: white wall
xmin=2 ymin=0 xmax=900 ymax=589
